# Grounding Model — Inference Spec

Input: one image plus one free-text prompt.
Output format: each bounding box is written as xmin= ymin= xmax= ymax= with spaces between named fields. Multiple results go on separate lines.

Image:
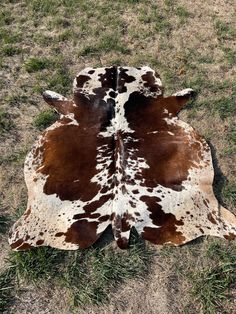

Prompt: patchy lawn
xmin=0 ymin=0 xmax=235 ymax=313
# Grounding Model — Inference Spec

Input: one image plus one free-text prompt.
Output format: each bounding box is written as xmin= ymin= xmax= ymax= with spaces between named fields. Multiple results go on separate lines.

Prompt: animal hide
xmin=9 ymin=66 xmax=236 ymax=250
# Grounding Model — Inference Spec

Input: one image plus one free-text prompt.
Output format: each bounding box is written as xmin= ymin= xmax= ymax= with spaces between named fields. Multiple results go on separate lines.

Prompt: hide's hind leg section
xmin=210 ymin=206 xmax=236 ymax=240
xmin=163 ymin=197 xmax=236 ymax=246
xmin=9 ymin=202 xmax=112 ymax=251
xmin=173 ymin=206 xmax=236 ymax=245
xmin=132 ymin=188 xmax=236 ymax=246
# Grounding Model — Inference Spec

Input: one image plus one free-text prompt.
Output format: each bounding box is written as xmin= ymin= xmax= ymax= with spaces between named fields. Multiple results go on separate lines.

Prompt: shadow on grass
xmin=0 ymin=215 xmax=10 ymax=234
xmin=0 ymin=228 xmax=154 ymax=311
xmin=208 ymin=142 xmax=228 ymax=206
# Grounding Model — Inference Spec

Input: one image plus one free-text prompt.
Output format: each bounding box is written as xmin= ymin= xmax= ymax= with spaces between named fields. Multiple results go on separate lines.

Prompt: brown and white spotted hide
xmin=9 ymin=66 xmax=236 ymax=250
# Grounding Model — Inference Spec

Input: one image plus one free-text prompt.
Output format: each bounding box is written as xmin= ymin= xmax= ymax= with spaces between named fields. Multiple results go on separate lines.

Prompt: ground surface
xmin=0 ymin=0 xmax=236 ymax=313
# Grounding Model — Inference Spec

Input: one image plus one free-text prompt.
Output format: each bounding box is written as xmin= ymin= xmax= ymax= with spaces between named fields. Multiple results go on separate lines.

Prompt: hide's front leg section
xmin=172 ymin=88 xmax=196 ymax=114
xmin=43 ymin=90 xmax=76 ymax=115
xmin=162 ymin=88 xmax=196 ymax=116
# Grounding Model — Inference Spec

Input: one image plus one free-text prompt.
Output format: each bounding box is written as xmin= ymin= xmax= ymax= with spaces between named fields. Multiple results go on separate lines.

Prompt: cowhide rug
xmin=9 ymin=66 xmax=236 ymax=250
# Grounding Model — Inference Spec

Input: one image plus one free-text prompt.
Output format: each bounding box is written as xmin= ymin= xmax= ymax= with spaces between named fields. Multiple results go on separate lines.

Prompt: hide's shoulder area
xmin=9 ymin=66 xmax=236 ymax=251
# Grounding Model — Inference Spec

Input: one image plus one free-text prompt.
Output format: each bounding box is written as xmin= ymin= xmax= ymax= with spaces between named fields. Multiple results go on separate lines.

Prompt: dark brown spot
xmin=207 ymin=213 xmax=217 ymax=224
xmin=129 ymin=201 xmax=136 ymax=208
xmin=56 ymin=220 xmax=100 ymax=249
xmin=83 ymin=194 xmax=112 ymax=212
xmin=55 ymin=232 xmax=64 ymax=237
xmin=76 ymin=75 xmax=91 ymax=87
xmin=24 ymin=207 xmax=31 ymax=220
xmin=140 ymin=195 xmax=185 ymax=245
xmin=36 ymin=239 xmax=44 ymax=245
xmin=11 ymin=239 xmax=24 ymax=249
xmin=224 ymin=233 xmax=236 ymax=240
xmin=141 ymin=71 xmax=160 ymax=93
xmin=18 ymin=243 xmax=33 ymax=250
xmin=73 ymin=212 xmax=100 ymax=220
xmin=99 ymin=215 xmax=110 ymax=222
xmin=116 ymin=237 xmax=129 ymax=249
xmin=109 ymin=91 xmax=116 ymax=98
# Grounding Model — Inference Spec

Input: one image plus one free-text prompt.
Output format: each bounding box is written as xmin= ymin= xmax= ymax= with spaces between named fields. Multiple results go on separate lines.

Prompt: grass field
xmin=0 ymin=0 xmax=235 ymax=313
